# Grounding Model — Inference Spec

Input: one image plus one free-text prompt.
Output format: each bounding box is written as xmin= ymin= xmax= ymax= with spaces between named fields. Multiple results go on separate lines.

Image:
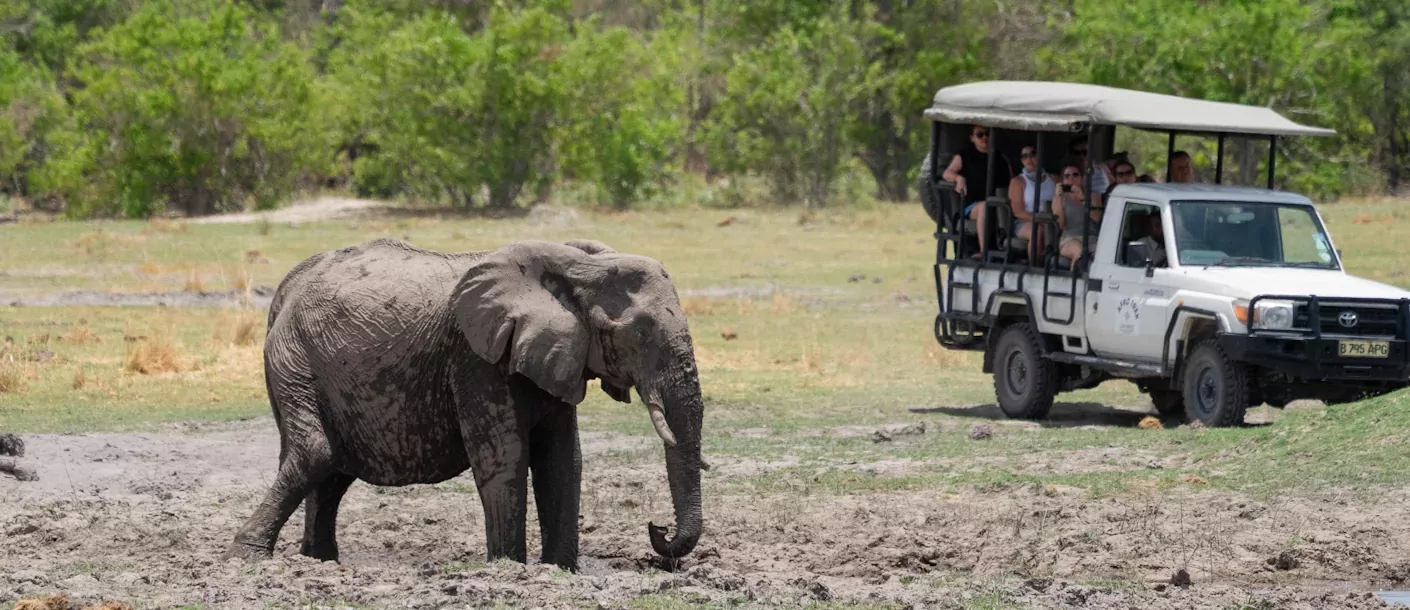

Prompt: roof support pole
xmin=1267 ymin=136 xmax=1278 ymax=189
xmin=985 ymin=128 xmax=997 ymax=200
xmin=1215 ymin=134 xmax=1225 ymax=185
xmin=1082 ymin=126 xmax=1096 ymax=263
xmin=1033 ymin=132 xmax=1044 ymax=210
xmin=1165 ymin=131 xmax=1176 ymax=182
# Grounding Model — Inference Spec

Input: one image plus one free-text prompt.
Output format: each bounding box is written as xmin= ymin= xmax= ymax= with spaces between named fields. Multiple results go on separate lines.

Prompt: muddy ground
xmin=2 ymin=417 xmax=1406 ymax=609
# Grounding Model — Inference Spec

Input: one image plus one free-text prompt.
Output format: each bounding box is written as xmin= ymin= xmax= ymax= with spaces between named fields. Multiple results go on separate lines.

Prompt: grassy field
xmin=3 ymin=195 xmax=1410 ymax=501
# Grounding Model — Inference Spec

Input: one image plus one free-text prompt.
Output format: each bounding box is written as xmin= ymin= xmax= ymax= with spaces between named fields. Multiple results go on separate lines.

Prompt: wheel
xmin=1149 ymin=389 xmax=1184 ymax=417
xmin=993 ymin=323 xmax=1057 ymax=419
xmin=1180 ymin=339 xmax=1249 ymax=427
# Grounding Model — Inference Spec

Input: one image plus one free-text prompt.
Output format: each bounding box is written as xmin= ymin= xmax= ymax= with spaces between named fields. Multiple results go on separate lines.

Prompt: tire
xmin=1149 ymin=389 xmax=1185 ymax=417
xmin=918 ymin=153 xmax=942 ymax=224
xmin=1180 ymin=339 xmax=1250 ymax=427
xmin=993 ymin=323 xmax=1057 ymax=419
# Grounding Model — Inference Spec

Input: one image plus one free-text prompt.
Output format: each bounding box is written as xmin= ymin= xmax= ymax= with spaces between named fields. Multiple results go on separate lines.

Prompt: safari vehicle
xmin=919 ymin=81 xmax=1410 ymax=427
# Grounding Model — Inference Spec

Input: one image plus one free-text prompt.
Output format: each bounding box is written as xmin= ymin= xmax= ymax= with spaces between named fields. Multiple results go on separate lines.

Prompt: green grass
xmin=4 ymin=197 xmax=1410 ymax=500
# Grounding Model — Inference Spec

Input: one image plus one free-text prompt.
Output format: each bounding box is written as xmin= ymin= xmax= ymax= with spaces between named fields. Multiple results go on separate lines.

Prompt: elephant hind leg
xmin=300 ymin=471 xmax=357 ymax=562
xmin=227 ymin=367 xmax=334 ymax=560
xmin=226 ymin=448 xmax=332 ymax=560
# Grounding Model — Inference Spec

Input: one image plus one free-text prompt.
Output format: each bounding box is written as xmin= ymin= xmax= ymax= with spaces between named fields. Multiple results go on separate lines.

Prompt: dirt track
xmin=2 ymin=417 xmax=1406 ymax=609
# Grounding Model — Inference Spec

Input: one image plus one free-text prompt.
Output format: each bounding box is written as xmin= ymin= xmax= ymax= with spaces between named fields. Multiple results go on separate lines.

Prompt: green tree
xmin=0 ymin=0 xmax=135 ymax=74
xmin=557 ymin=19 xmax=686 ymax=208
xmin=705 ymin=10 xmax=879 ymax=207
xmin=39 ymin=0 xmax=327 ymax=218
xmin=328 ymin=2 xmax=571 ymax=209
xmin=1042 ymin=0 xmax=1371 ymax=199
xmin=851 ymin=0 xmax=989 ymax=201
xmin=0 ymin=50 xmax=69 ymax=199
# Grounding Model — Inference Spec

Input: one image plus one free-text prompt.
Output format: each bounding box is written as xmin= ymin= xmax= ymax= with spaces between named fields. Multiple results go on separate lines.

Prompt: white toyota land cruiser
xmin=918 ymin=81 xmax=1410 ymax=427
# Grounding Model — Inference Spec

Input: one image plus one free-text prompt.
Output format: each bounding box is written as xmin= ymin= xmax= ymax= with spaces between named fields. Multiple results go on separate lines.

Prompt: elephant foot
xmin=539 ymin=553 xmax=578 ymax=573
xmin=223 ymin=539 xmax=274 ymax=562
xmin=299 ymin=541 xmax=340 ymax=563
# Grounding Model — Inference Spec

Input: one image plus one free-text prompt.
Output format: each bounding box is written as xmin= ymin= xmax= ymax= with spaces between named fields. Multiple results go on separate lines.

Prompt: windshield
xmin=1170 ymin=201 xmax=1339 ymax=269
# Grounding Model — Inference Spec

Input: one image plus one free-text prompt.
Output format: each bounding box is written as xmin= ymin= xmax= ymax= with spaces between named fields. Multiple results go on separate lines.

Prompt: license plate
xmin=1338 ymin=340 xmax=1391 ymax=359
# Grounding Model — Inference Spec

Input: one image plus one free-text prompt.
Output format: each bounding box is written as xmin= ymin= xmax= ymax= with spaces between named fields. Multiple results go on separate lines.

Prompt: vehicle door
xmin=1084 ymin=201 xmax=1177 ymax=364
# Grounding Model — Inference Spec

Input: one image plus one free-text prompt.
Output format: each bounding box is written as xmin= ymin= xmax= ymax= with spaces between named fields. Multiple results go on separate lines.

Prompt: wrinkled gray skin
xmin=224 ymin=238 xmax=705 ymax=570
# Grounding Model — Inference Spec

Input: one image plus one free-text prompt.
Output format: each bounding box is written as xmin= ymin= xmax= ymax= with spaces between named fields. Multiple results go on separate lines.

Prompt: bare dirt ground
xmin=186 ymin=197 xmax=397 ymax=225
xmin=3 ymin=417 xmax=1405 ymax=609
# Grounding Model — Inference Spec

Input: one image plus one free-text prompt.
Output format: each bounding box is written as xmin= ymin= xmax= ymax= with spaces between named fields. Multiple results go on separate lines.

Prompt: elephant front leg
xmin=530 ymin=403 xmax=581 ymax=571
xmin=461 ymin=394 xmax=531 ymax=565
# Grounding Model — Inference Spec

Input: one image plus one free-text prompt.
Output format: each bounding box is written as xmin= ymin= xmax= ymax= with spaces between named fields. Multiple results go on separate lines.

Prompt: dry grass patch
xmin=144 ymin=218 xmax=188 ymax=233
xmin=680 ymin=293 xmax=796 ymax=318
xmin=923 ymin=339 xmax=974 ymax=368
xmin=183 ymin=266 xmax=206 ymax=293
xmin=0 ymin=353 xmax=28 ymax=393
xmin=60 ymin=320 xmax=101 ymax=345
xmin=227 ymin=264 xmax=253 ymax=294
xmin=69 ymin=229 xmax=147 ymax=255
xmin=211 ymin=311 xmax=264 ymax=347
xmin=123 ymin=331 xmax=183 ymax=375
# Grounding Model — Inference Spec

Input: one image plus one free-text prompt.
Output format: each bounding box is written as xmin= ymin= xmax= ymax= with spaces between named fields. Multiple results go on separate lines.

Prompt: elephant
xmin=224 ymin=237 xmax=706 ymax=571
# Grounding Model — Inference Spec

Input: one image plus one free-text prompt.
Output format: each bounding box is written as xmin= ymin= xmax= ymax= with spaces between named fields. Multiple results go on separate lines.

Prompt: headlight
xmin=1253 ymin=300 xmax=1296 ymax=330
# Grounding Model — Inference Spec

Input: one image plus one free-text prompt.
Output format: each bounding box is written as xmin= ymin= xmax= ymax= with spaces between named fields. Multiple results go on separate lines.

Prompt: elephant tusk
xmin=648 ymin=404 xmax=677 ymax=447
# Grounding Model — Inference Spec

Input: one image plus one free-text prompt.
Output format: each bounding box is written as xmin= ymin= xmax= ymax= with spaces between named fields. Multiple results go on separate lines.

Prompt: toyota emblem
xmin=1338 ymin=311 xmax=1359 ymax=328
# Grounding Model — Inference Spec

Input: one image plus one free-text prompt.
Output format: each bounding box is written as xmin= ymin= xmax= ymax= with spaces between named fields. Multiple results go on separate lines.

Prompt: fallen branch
xmin=0 ymin=457 xmax=37 ymax=481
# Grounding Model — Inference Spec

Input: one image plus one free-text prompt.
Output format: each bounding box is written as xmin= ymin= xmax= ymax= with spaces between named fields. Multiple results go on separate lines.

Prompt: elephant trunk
xmin=643 ymin=347 xmax=704 ymax=560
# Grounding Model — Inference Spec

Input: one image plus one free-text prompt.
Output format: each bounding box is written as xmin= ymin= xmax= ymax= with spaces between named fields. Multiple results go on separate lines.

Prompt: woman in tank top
xmin=1006 ymin=145 xmax=1057 ymax=245
xmin=1053 ymin=162 xmax=1104 ymax=270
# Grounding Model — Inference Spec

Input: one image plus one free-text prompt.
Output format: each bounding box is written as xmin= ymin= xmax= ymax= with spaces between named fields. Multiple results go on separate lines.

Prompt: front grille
xmin=1294 ymin=303 xmax=1403 ymax=338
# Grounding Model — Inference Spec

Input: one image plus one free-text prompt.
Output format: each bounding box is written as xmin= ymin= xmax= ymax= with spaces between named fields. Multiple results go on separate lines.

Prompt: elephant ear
xmin=454 ymin=242 xmax=597 ymax=405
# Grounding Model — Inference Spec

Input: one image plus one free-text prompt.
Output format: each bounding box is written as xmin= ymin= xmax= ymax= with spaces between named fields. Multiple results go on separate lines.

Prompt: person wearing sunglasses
xmin=1052 ymin=161 xmax=1104 ymax=269
xmin=942 ymin=125 xmax=1013 ymax=255
xmin=1104 ymin=158 xmax=1138 ymax=202
xmin=1068 ymin=139 xmax=1111 ymax=197
xmin=1007 ymin=145 xmax=1056 ymax=255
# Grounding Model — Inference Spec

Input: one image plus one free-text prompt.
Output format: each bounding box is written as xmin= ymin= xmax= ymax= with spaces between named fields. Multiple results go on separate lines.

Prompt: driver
xmin=1135 ymin=212 xmax=1168 ymax=267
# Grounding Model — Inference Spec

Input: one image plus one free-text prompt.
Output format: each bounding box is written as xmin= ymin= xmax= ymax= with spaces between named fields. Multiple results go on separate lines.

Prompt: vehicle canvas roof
xmin=925 ymin=81 xmax=1336 ymax=138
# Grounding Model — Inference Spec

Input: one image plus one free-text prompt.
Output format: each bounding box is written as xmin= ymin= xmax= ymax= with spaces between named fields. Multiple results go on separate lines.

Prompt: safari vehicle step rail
xmin=1047 ymin=352 xmax=1166 ymax=378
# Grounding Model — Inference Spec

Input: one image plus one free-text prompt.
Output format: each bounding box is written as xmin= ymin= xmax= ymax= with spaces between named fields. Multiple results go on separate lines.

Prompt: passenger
xmin=1006 ymin=145 xmax=1056 ymax=245
xmin=1068 ymin=139 xmax=1110 ymax=196
xmin=1104 ymin=158 xmax=1138 ymax=201
xmin=1169 ymin=150 xmax=1197 ymax=183
xmin=1053 ymin=161 xmax=1103 ymax=269
xmin=942 ymin=125 xmax=1013 ymax=256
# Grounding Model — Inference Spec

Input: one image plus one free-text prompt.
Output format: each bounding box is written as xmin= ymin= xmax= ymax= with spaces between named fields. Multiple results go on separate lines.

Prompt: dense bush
xmin=0 ymin=0 xmax=1404 ymax=217
xmin=37 ymin=1 xmax=327 ymax=218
